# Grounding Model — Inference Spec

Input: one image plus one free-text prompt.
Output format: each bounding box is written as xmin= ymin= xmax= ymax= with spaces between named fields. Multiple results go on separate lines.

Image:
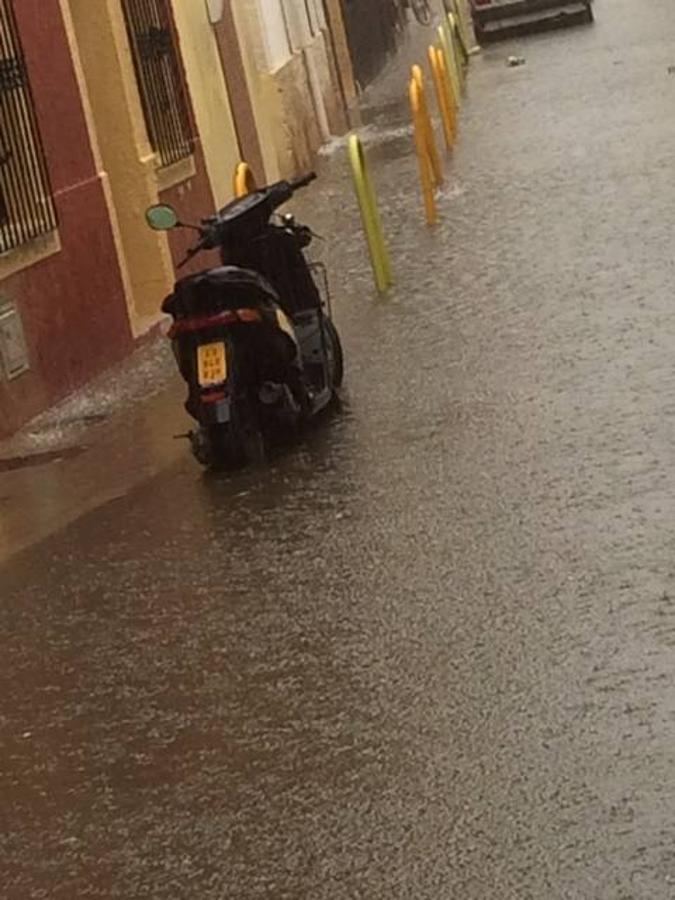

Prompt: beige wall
xmin=231 ymin=1 xmax=286 ymax=182
xmin=171 ymin=0 xmax=241 ymax=208
xmin=232 ymin=1 xmax=351 ymax=180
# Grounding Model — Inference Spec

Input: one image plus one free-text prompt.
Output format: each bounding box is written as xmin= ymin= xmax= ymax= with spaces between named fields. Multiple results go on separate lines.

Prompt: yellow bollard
xmin=348 ymin=134 xmax=393 ymax=294
xmin=436 ymin=49 xmax=458 ymax=139
xmin=451 ymin=0 xmax=476 ymax=53
xmin=454 ymin=0 xmax=481 ymax=55
xmin=437 ymin=49 xmax=458 ymax=134
xmin=447 ymin=13 xmax=466 ymax=89
xmin=233 ymin=162 xmax=257 ymax=198
xmin=411 ymin=65 xmax=443 ymax=189
xmin=409 ymin=77 xmax=437 ymax=227
xmin=438 ymin=25 xmax=461 ymax=109
xmin=429 ymin=45 xmax=455 ymax=152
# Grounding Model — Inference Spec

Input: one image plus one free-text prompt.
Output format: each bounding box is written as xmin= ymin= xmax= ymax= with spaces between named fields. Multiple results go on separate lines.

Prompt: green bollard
xmin=348 ymin=134 xmax=393 ymax=294
xmin=448 ymin=13 xmax=467 ymax=88
xmin=439 ymin=24 xmax=461 ymax=108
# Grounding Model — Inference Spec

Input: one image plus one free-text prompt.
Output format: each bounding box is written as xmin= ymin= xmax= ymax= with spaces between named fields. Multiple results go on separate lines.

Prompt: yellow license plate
xmin=197 ymin=342 xmax=227 ymax=387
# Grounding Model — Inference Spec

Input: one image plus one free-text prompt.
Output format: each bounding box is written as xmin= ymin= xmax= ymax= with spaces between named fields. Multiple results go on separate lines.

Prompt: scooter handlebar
xmin=177 ymin=230 xmax=213 ymax=269
xmin=175 ymin=173 xmax=317 ymax=264
xmin=288 ymin=172 xmax=317 ymax=192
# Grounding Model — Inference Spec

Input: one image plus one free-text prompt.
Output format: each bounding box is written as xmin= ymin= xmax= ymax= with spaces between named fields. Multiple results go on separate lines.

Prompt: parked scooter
xmin=146 ymin=173 xmax=343 ymax=468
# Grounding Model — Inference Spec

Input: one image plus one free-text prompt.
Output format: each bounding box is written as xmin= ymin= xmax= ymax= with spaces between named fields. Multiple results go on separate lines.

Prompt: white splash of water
xmin=319 ymin=123 xmax=415 ymax=157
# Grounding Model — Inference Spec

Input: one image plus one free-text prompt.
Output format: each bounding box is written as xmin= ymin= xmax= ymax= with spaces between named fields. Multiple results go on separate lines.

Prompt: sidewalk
xmin=0 ymin=345 xmax=186 ymax=563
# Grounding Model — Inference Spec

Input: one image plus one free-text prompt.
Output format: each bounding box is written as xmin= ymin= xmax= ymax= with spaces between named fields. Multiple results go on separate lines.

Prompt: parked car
xmin=470 ymin=0 xmax=593 ymax=40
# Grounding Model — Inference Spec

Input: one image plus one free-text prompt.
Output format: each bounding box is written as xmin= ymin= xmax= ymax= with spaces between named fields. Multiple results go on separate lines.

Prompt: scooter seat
xmin=163 ymin=266 xmax=280 ymax=318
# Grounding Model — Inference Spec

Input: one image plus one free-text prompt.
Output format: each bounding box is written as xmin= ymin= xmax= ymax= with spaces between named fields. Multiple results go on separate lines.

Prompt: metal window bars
xmin=0 ymin=0 xmax=57 ymax=254
xmin=121 ymin=0 xmax=193 ymax=168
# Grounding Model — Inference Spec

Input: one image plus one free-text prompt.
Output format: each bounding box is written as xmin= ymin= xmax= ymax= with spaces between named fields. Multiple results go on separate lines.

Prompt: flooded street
xmin=5 ymin=0 xmax=675 ymax=895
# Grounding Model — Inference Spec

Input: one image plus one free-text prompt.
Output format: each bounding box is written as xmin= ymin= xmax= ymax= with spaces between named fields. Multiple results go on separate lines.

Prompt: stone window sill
xmin=156 ymin=155 xmax=196 ymax=193
xmin=0 ymin=230 xmax=61 ymax=282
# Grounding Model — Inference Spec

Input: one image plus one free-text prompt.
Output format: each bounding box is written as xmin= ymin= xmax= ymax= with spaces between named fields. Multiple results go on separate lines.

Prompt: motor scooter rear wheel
xmin=192 ymin=398 xmax=265 ymax=469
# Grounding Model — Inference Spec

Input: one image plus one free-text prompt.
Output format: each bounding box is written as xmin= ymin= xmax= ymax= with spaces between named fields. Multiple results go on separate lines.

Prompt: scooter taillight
xmin=168 ymin=308 xmax=263 ymax=338
xmin=201 ymin=390 xmax=227 ymax=404
xmin=237 ymin=309 xmax=263 ymax=323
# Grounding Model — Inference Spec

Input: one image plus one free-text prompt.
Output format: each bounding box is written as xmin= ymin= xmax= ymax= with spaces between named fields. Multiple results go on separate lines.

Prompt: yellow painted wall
xmin=170 ymin=0 xmax=240 ymax=209
xmin=230 ymin=2 xmax=285 ymax=182
xmin=66 ymin=0 xmax=175 ymax=335
xmin=57 ymin=0 xmax=135 ymax=326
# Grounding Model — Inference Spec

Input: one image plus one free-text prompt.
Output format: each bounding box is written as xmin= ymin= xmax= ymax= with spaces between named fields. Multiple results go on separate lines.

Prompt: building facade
xmin=0 ymin=0 xmax=355 ymax=437
xmin=230 ymin=0 xmax=353 ymax=180
xmin=0 ymin=0 xmax=134 ymax=436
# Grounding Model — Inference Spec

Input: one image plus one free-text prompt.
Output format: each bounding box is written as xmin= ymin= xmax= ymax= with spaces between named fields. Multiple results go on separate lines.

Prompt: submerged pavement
xmin=4 ymin=1 xmax=675 ymax=895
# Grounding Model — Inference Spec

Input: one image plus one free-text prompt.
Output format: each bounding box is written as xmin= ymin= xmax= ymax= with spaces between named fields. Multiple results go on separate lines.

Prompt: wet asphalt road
xmin=5 ymin=1 xmax=675 ymax=896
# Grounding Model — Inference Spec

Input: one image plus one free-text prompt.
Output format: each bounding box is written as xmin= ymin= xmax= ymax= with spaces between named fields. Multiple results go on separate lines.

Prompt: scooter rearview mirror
xmin=146 ymin=204 xmax=179 ymax=232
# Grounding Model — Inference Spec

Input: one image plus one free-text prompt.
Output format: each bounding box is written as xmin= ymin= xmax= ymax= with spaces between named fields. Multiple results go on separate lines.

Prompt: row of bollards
xmin=232 ymin=11 xmax=474 ymax=297
xmin=410 ymin=13 xmax=466 ymax=226
xmin=410 ymin=64 xmax=443 ymax=227
xmin=350 ymin=11 xmax=476 ymax=292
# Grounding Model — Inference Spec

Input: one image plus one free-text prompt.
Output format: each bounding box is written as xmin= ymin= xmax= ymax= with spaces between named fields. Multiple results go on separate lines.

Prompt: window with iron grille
xmin=121 ymin=0 xmax=193 ymax=168
xmin=0 ymin=0 xmax=57 ymax=254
